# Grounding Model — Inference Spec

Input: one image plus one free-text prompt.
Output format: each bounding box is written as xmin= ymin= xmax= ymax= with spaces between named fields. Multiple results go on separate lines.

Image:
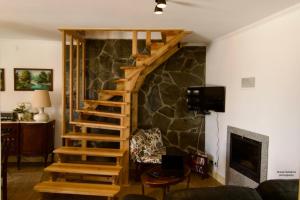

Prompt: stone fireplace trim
xmin=226 ymin=126 xmax=269 ymax=188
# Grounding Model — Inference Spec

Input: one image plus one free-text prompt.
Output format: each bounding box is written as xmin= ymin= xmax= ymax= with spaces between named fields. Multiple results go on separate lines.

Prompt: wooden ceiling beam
xmin=59 ymin=28 xmax=185 ymax=32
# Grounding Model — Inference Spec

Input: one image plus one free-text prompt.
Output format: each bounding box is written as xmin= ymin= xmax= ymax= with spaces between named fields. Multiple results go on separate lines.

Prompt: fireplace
xmin=230 ymin=133 xmax=262 ymax=183
xmin=226 ymin=126 xmax=269 ymax=188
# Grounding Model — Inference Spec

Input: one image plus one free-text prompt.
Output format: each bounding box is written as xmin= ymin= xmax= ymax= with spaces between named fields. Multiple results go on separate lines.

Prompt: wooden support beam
xmin=132 ymin=31 xmax=138 ymax=57
xmin=64 ymin=30 xmax=85 ymax=42
xmin=161 ymin=32 xmax=167 ymax=44
xmin=131 ymin=92 xmax=138 ymax=132
xmin=69 ymin=36 xmax=74 ymax=122
xmin=133 ymin=45 xmax=180 ymax=92
xmin=140 ymin=31 xmax=189 ymax=67
xmin=60 ymin=28 xmax=184 ymax=32
xmin=120 ymin=140 xmax=129 ymax=186
xmin=62 ymin=31 xmax=66 ymax=136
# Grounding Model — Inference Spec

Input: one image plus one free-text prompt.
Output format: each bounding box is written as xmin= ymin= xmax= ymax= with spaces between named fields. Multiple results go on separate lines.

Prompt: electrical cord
xmin=194 ymin=111 xmax=204 ymax=153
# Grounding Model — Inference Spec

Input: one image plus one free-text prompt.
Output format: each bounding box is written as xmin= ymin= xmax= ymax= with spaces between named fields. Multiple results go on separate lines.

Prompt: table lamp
xmin=31 ymin=90 xmax=51 ymax=122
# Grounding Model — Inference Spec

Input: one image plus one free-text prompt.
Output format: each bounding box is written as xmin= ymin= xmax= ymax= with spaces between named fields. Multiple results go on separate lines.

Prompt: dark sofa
xmin=165 ymin=179 xmax=299 ymax=200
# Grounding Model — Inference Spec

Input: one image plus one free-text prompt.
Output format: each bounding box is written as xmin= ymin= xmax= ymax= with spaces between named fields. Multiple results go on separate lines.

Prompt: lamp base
xmin=33 ymin=108 xmax=49 ymax=122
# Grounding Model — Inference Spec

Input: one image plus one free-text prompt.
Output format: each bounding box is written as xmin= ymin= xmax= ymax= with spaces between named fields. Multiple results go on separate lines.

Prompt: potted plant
xmin=13 ymin=103 xmax=29 ymax=121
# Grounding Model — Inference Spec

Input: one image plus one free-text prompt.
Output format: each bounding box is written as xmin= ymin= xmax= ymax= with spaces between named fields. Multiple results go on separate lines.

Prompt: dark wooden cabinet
xmin=1 ymin=123 xmax=19 ymax=155
xmin=1 ymin=120 xmax=55 ymax=169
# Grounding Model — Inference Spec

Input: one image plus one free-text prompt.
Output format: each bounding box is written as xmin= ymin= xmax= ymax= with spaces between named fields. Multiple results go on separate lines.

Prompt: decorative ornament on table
xmin=13 ymin=102 xmax=30 ymax=121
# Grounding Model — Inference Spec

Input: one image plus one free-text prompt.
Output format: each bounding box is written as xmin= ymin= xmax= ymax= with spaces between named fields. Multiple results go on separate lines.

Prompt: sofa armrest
xmin=166 ymin=186 xmax=263 ymax=200
xmin=256 ymin=179 xmax=299 ymax=200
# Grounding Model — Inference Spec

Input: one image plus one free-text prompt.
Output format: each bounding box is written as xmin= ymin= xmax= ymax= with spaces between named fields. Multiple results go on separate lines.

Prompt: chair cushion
xmin=138 ymin=153 xmax=162 ymax=164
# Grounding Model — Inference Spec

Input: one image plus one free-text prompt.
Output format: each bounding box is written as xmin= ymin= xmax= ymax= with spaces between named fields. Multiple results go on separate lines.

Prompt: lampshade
xmin=154 ymin=5 xmax=163 ymax=14
xmin=156 ymin=0 xmax=167 ymax=8
xmin=32 ymin=90 xmax=51 ymax=108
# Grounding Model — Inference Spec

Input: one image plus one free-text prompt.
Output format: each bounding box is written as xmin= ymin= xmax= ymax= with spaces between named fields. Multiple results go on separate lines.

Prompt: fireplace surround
xmin=226 ymin=126 xmax=269 ymax=188
xmin=230 ymin=133 xmax=262 ymax=183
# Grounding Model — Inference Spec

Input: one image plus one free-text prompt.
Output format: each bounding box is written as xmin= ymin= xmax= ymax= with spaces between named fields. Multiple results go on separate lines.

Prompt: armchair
xmin=130 ymin=128 xmax=166 ymax=179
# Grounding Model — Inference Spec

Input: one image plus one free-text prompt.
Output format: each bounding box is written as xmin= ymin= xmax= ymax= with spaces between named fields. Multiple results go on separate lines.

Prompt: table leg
xmin=166 ymin=185 xmax=170 ymax=192
xmin=163 ymin=186 xmax=167 ymax=200
xmin=187 ymin=174 xmax=191 ymax=188
xmin=44 ymin=154 xmax=48 ymax=167
xmin=141 ymin=184 xmax=145 ymax=195
xmin=17 ymin=154 xmax=21 ymax=170
xmin=51 ymin=152 xmax=54 ymax=163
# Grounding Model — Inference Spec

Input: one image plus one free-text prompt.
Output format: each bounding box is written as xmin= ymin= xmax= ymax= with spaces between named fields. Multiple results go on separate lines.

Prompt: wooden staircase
xmin=34 ymin=28 xmax=190 ymax=199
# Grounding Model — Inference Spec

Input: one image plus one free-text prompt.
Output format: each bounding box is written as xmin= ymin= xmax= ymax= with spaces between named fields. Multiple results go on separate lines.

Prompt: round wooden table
xmin=141 ymin=165 xmax=191 ymax=199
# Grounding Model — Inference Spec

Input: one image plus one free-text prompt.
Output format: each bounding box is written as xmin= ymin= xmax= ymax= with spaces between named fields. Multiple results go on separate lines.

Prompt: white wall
xmin=0 ymin=39 xmax=62 ymax=147
xmin=206 ymin=4 xmax=300 ymax=182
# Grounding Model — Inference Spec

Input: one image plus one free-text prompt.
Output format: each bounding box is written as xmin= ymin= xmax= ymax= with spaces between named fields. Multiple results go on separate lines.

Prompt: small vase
xmin=17 ymin=113 xmax=24 ymax=121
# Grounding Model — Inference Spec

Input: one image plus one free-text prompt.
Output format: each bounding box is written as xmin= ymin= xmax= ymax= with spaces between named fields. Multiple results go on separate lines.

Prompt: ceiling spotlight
xmin=154 ymin=5 xmax=163 ymax=14
xmin=156 ymin=0 xmax=167 ymax=8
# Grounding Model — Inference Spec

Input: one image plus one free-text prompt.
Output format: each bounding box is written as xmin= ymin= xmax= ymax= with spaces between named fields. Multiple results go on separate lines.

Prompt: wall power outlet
xmin=214 ymin=161 xmax=218 ymax=167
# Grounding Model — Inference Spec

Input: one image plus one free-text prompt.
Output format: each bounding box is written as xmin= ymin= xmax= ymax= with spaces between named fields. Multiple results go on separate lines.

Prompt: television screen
xmin=187 ymin=86 xmax=225 ymax=113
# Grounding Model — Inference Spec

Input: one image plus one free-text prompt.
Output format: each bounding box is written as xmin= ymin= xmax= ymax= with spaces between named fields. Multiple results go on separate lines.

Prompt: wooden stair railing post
xmin=132 ymin=31 xmax=138 ymax=58
xmin=81 ymin=127 xmax=87 ymax=161
xmin=62 ymin=31 xmax=67 ymax=137
xmin=146 ymin=31 xmax=151 ymax=53
xmin=76 ymin=39 xmax=80 ymax=110
xmin=81 ymin=41 xmax=86 ymax=100
xmin=69 ymin=36 xmax=74 ymax=122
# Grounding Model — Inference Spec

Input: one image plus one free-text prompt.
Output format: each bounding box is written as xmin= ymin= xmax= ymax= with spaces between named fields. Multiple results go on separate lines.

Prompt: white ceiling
xmin=0 ymin=0 xmax=299 ymax=42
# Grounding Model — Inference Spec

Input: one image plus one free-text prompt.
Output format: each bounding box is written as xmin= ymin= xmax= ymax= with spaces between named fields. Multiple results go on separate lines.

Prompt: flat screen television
xmin=187 ymin=86 xmax=225 ymax=114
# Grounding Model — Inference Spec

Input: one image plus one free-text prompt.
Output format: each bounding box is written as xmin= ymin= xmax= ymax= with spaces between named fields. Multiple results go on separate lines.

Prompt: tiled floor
xmin=7 ymin=165 xmax=221 ymax=200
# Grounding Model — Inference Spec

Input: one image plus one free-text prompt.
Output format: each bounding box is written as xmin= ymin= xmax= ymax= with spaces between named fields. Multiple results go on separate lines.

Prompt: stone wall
xmin=86 ymin=40 xmax=206 ymax=152
xmin=85 ymin=39 xmax=146 ymax=99
xmin=138 ymin=47 xmax=206 ymax=152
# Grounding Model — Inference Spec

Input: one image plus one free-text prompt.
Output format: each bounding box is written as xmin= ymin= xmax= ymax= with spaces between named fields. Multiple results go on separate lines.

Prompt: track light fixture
xmin=154 ymin=5 xmax=163 ymax=15
xmin=156 ymin=0 xmax=167 ymax=8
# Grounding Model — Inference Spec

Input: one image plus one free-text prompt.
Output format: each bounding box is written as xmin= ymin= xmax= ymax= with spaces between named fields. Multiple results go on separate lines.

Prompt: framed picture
xmin=0 ymin=68 xmax=4 ymax=91
xmin=14 ymin=68 xmax=53 ymax=91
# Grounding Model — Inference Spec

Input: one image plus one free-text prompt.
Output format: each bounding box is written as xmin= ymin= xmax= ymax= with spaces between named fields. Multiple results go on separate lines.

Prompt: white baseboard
xmin=210 ymin=170 xmax=226 ymax=185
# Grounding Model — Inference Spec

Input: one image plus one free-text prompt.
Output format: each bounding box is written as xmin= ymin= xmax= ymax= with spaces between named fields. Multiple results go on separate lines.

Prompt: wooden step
xmin=54 ymin=147 xmax=126 ymax=157
xmin=45 ymin=163 xmax=122 ymax=176
xmin=135 ymin=54 xmax=150 ymax=60
xmin=100 ymin=90 xmax=129 ymax=96
xmin=120 ymin=66 xmax=145 ymax=70
xmin=76 ymin=109 xmax=126 ymax=119
xmin=151 ymin=42 xmax=165 ymax=50
xmin=62 ymin=132 xmax=126 ymax=141
xmin=84 ymin=100 xmax=128 ymax=107
xmin=70 ymin=120 xmax=127 ymax=130
xmin=114 ymin=78 xmax=127 ymax=83
xmin=34 ymin=181 xmax=120 ymax=197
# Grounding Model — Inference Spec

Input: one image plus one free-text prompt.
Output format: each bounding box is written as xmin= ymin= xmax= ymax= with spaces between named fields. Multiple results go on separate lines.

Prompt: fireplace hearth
xmin=226 ymin=126 xmax=269 ymax=188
